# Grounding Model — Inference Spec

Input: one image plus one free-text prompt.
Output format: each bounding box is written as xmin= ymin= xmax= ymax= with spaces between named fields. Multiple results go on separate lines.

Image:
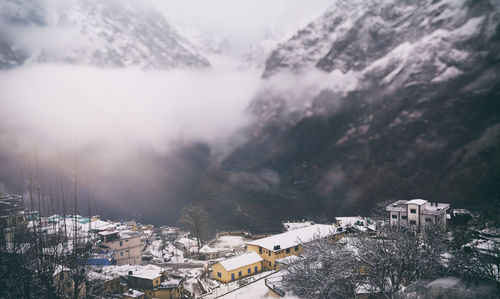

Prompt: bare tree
xmin=283 ymin=224 xmax=449 ymax=299
xmin=179 ymin=202 xmax=209 ymax=250
xmin=0 ymin=158 xmax=93 ymax=299
xmin=283 ymin=237 xmax=361 ymax=299
xmin=368 ymin=199 xmax=394 ymax=222
xmin=448 ymin=224 xmax=500 ymax=292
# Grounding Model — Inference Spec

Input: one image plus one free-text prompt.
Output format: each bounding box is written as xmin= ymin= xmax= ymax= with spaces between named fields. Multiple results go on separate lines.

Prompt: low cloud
xmin=0 ymin=63 xmax=362 ymax=224
xmin=0 ymin=65 xmax=261 ymax=153
xmin=0 ymin=64 xmax=262 ymax=222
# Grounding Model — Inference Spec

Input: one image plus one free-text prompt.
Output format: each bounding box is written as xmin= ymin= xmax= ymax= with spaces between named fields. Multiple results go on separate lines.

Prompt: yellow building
xmin=246 ymin=224 xmax=338 ymax=270
xmin=212 ymin=251 xmax=263 ymax=283
xmin=127 ymin=269 xmax=186 ymax=299
xmin=147 ymin=277 xmax=186 ymax=299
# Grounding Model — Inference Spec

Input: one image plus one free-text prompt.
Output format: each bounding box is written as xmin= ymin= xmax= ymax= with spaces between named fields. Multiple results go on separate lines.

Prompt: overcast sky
xmin=151 ymin=0 xmax=334 ymax=54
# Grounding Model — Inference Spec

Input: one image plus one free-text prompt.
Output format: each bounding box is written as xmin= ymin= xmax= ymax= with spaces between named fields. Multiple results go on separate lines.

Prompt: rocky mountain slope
xmin=197 ymin=0 xmax=500 ymax=232
xmin=0 ymin=0 xmax=209 ymax=69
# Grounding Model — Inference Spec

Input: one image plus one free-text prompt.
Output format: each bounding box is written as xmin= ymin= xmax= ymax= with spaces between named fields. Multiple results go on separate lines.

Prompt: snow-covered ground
xmin=216 ymin=271 xmax=299 ymax=299
xmin=146 ymin=239 xmax=184 ymax=263
xmin=200 ymin=235 xmax=252 ymax=257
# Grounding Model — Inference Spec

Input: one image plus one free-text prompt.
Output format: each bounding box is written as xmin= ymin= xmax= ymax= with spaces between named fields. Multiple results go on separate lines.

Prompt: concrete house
xmin=212 ymin=251 xmax=263 ymax=283
xmin=99 ymin=230 xmax=143 ymax=265
xmin=386 ymin=199 xmax=450 ymax=231
xmin=246 ymin=224 xmax=338 ymax=270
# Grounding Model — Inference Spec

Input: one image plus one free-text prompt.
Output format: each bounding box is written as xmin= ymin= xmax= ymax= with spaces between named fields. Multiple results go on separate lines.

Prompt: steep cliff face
xmin=0 ymin=0 xmax=209 ymax=69
xmin=198 ymin=0 xmax=500 ymax=232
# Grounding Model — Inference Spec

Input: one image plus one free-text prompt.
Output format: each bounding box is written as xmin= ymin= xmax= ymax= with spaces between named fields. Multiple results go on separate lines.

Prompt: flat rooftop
xmin=98 ymin=230 xmax=119 ymax=236
xmin=407 ymin=199 xmax=427 ymax=205
xmin=128 ymin=267 xmax=163 ymax=280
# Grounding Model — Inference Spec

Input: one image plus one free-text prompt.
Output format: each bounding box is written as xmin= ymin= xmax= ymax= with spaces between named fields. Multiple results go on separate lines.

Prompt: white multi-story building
xmin=386 ymin=199 xmax=450 ymax=231
xmin=99 ymin=230 xmax=143 ymax=265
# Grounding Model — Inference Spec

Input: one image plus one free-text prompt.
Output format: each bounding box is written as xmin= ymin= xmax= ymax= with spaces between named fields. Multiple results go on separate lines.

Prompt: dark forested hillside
xmin=197 ymin=0 xmax=500 ymax=232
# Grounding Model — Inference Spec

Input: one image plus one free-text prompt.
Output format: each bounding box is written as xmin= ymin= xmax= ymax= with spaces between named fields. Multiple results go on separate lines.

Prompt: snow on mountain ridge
xmin=263 ymin=0 xmax=499 ymax=80
xmin=0 ymin=0 xmax=210 ymax=69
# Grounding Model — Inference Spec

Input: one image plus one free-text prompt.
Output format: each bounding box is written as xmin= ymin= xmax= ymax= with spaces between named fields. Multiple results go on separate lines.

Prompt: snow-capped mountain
xmin=0 ymin=0 xmax=210 ymax=69
xmin=264 ymin=0 xmax=498 ymax=79
xmin=198 ymin=0 xmax=500 ymax=232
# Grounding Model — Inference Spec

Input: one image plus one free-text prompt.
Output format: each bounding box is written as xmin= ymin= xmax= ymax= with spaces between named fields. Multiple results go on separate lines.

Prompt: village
xmin=1 ymin=194 xmax=498 ymax=298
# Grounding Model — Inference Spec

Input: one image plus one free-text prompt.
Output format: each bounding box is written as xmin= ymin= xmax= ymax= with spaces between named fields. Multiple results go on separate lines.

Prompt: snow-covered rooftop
xmin=129 ymin=267 xmax=162 ymax=280
xmin=119 ymin=230 xmax=141 ymax=239
xmin=407 ymin=199 xmax=428 ymax=205
xmin=219 ymin=251 xmax=263 ymax=271
xmin=247 ymin=224 xmax=336 ymax=252
xmin=92 ymin=219 xmax=115 ymax=231
xmin=88 ymin=264 xmax=165 ymax=282
xmin=123 ymin=289 xmax=144 ymax=298
xmin=98 ymin=230 xmax=119 ymax=236
xmin=199 ymin=245 xmax=218 ymax=254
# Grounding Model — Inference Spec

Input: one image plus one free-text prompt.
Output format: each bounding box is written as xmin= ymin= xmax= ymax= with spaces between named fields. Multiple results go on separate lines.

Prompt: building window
xmin=239 ymin=271 xmax=242 ymax=277
xmin=156 ymin=280 xmax=158 ymax=284
xmin=248 ymin=268 xmax=251 ymax=274
xmin=294 ymin=245 xmax=299 ymax=251
xmin=254 ymin=266 xmax=258 ymax=273
xmin=425 ymin=218 xmax=432 ymax=223
xmin=259 ymin=247 xmax=262 ymax=254
xmin=268 ymin=251 xmax=271 ymax=257
xmin=231 ymin=274 xmax=235 ymax=281
xmin=410 ymin=209 xmax=416 ymax=214
xmin=18 ymin=217 xmax=23 ymax=222
xmin=391 ymin=214 xmax=397 ymax=219
xmin=120 ymin=241 xmax=123 ymax=246
xmin=269 ymin=261 xmax=272 ymax=266
xmin=217 ymin=272 xmax=221 ymax=278
xmin=409 ymin=220 xmax=417 ymax=225
xmin=401 ymin=215 xmax=407 ymax=219
xmin=120 ymin=252 xmax=123 ymax=256
xmin=286 ymin=248 xmax=290 ymax=254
